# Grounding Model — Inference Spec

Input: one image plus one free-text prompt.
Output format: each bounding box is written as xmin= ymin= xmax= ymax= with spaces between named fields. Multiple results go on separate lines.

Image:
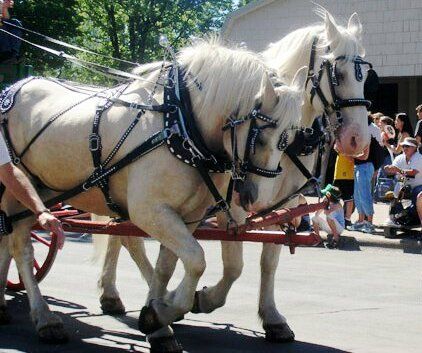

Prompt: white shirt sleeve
xmin=0 ymin=133 xmax=11 ymax=166
xmin=392 ymin=154 xmax=404 ymax=169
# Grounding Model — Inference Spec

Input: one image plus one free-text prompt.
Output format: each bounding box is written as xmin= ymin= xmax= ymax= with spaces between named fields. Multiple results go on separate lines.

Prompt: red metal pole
xmin=31 ymin=200 xmax=327 ymax=247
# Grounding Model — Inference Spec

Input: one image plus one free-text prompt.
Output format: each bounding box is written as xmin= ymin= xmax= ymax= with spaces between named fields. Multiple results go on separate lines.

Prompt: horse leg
xmin=259 ymin=243 xmax=294 ymax=343
xmin=10 ymin=220 xmax=67 ymax=342
xmin=134 ymin=205 xmax=206 ymax=334
xmin=148 ymin=244 xmax=177 ymax=301
xmin=121 ymin=236 xmax=154 ymax=287
xmin=191 ymin=241 xmax=243 ymax=314
xmin=98 ymin=235 xmax=126 ymax=315
xmin=0 ymin=237 xmax=12 ymax=324
xmin=191 ymin=208 xmax=246 ymax=314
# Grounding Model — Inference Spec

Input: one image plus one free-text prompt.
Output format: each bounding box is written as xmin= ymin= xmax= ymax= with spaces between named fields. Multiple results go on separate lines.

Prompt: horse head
xmin=228 ymin=66 xmax=308 ymax=212
xmin=263 ymin=9 xmax=376 ymax=157
xmin=308 ymin=11 xmax=374 ymax=156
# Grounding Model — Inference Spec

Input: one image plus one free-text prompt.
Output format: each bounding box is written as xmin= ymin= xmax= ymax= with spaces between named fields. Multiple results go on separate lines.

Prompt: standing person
xmin=312 ymin=184 xmax=345 ymax=249
xmin=371 ymin=112 xmax=383 ymax=129
xmin=0 ymin=0 xmax=22 ymax=64
xmin=0 ymin=131 xmax=65 ymax=247
xmin=384 ymin=137 xmax=422 ymax=225
xmin=388 ymin=113 xmax=414 ymax=155
xmin=333 ymin=153 xmax=354 ymax=228
xmin=348 ymin=116 xmax=383 ymax=233
xmin=379 ymin=116 xmax=396 ymax=163
xmin=414 ymin=104 xmax=422 ymax=144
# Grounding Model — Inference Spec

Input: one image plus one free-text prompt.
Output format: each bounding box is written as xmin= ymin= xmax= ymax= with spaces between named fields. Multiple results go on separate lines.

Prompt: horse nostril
xmin=351 ymin=135 xmax=357 ymax=149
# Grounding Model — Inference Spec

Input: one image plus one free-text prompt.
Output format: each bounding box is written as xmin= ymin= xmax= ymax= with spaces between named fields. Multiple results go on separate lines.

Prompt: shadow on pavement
xmin=1 ymin=292 xmax=149 ymax=353
xmin=173 ymin=320 xmax=350 ymax=353
xmin=2 ymin=292 xmax=349 ymax=353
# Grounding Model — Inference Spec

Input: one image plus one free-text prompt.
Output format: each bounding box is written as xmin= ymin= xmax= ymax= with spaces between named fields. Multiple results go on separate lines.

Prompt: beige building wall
xmin=223 ymin=0 xmax=422 ymax=124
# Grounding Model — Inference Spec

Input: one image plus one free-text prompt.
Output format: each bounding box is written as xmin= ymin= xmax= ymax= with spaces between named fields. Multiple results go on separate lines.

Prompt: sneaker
xmin=347 ymin=221 xmax=365 ymax=231
xmin=383 ymin=218 xmax=401 ymax=228
xmin=362 ymin=222 xmax=375 ymax=234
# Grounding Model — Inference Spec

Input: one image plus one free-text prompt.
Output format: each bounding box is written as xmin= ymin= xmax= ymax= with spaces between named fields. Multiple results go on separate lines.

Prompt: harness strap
xmin=90 ymin=85 xmax=129 ymax=218
xmin=284 ymin=147 xmax=314 ymax=180
xmin=109 ymin=97 xmax=171 ymax=112
xmin=9 ymin=130 xmax=166 ymax=223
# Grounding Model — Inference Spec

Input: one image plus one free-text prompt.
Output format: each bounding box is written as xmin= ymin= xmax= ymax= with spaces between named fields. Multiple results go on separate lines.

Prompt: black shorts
xmin=333 ymin=179 xmax=354 ymax=201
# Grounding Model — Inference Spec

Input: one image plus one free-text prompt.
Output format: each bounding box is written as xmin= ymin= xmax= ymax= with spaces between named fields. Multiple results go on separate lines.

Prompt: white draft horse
xmin=94 ymin=10 xmax=373 ymax=347
xmin=0 ymin=39 xmax=309 ymax=350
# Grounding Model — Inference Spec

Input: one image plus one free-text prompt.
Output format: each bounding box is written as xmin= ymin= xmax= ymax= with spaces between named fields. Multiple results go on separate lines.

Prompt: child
xmin=312 ymin=184 xmax=345 ymax=249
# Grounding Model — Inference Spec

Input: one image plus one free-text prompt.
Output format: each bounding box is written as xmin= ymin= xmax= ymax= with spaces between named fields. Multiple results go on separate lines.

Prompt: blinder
xmin=364 ymin=67 xmax=379 ymax=97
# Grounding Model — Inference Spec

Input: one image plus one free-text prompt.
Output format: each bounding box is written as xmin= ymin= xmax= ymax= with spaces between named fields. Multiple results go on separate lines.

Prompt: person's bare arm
xmin=0 ymin=163 xmax=46 ymax=213
xmin=384 ymin=164 xmax=401 ymax=175
xmin=355 ymin=145 xmax=370 ymax=160
xmin=0 ymin=163 xmax=65 ymax=248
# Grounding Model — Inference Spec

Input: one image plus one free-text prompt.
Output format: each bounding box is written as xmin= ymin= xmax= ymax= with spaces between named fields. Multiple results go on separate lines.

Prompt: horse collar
xmin=163 ymin=65 xmax=231 ymax=173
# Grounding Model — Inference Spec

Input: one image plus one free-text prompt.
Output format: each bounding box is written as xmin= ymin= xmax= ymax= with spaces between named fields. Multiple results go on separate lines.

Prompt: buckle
xmin=163 ymin=124 xmax=180 ymax=139
xmin=89 ymin=133 xmax=101 ymax=152
xmin=216 ymin=199 xmax=230 ymax=212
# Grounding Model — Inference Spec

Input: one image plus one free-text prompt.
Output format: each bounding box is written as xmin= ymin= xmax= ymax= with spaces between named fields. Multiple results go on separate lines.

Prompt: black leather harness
xmin=0 ymin=63 xmax=286 ymax=231
xmin=306 ymin=37 xmax=378 ymax=133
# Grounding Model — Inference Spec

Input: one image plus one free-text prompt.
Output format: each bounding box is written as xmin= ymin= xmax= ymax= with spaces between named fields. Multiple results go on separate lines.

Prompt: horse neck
xmin=264 ymin=27 xmax=324 ymax=126
xmin=189 ymin=88 xmax=225 ymax=153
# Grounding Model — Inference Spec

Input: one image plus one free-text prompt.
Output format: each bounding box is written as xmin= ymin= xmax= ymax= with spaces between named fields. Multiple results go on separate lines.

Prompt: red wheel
xmin=7 ymin=230 xmax=59 ymax=291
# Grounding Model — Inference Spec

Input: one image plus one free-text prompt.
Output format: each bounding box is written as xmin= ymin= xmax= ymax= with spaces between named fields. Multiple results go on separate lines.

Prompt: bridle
xmin=306 ymin=37 xmax=377 ymax=133
xmin=223 ymin=104 xmax=283 ymax=184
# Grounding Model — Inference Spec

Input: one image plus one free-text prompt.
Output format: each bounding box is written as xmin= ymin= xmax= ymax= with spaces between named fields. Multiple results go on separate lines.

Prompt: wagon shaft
xmin=240 ymin=200 xmax=329 ymax=233
xmin=31 ymin=201 xmax=327 ymax=247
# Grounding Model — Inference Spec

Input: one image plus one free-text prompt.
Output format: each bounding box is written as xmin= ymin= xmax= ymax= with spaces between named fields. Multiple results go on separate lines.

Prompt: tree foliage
xmin=11 ymin=0 xmax=245 ymax=84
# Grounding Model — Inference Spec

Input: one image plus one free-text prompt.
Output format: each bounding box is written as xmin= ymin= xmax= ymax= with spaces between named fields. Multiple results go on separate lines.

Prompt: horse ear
xmin=348 ymin=12 xmax=363 ymax=37
xmin=325 ymin=13 xmax=341 ymax=44
xmin=260 ymin=74 xmax=278 ymax=111
xmin=291 ymin=66 xmax=308 ymax=93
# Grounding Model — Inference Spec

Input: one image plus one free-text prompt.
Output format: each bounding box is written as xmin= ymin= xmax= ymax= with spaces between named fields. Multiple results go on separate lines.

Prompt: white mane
xmin=178 ymin=39 xmax=268 ymax=118
xmin=177 ymin=38 xmax=300 ymax=132
xmin=263 ymin=9 xmax=364 ymax=82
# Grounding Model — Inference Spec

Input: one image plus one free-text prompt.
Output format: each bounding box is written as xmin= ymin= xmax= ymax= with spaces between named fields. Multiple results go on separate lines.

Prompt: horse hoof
xmin=138 ymin=305 xmax=164 ymax=335
xmin=190 ymin=290 xmax=202 ymax=314
xmin=0 ymin=306 xmax=11 ymax=325
xmin=263 ymin=322 xmax=295 ymax=343
xmin=38 ymin=323 xmax=69 ymax=344
xmin=100 ymin=296 xmax=126 ymax=315
xmin=149 ymin=335 xmax=183 ymax=353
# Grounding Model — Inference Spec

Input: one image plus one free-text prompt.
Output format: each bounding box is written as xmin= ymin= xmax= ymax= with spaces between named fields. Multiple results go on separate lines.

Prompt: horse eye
xmin=336 ymin=72 xmax=344 ymax=82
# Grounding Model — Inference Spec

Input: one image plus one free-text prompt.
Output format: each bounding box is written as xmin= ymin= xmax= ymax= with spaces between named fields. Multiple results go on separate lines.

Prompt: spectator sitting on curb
xmin=384 ymin=137 xmax=422 ymax=226
xmin=312 ymin=184 xmax=345 ymax=249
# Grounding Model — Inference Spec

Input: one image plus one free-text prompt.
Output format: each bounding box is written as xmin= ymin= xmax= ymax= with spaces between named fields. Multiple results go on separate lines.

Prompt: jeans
xmin=354 ymin=162 xmax=375 ymax=217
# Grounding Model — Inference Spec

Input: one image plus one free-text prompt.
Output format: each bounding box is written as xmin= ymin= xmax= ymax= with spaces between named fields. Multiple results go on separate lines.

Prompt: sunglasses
xmin=402 ymin=145 xmax=414 ymax=149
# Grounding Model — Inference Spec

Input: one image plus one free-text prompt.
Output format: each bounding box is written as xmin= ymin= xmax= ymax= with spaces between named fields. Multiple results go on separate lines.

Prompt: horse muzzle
xmin=234 ymin=180 xmax=258 ymax=212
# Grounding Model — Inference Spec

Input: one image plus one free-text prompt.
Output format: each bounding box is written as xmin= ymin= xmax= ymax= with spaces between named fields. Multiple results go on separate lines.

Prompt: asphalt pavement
xmin=1 ymin=231 xmax=421 ymax=353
